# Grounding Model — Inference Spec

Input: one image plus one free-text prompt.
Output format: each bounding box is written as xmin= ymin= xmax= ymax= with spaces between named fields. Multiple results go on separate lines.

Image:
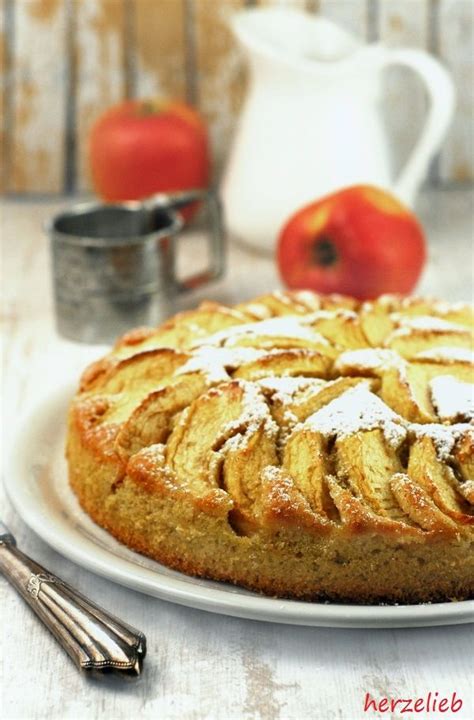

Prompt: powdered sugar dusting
xmin=430 ymin=375 xmax=474 ymax=422
xmin=291 ymin=290 xmax=321 ymax=310
xmin=192 ymin=315 xmax=330 ymax=348
xmin=390 ymin=315 xmax=469 ymax=335
xmin=378 ymin=294 xmax=397 ymax=307
xmin=155 ymin=299 xmax=474 ymax=473
xmin=242 ymin=302 xmax=273 ymax=320
xmin=335 ymin=348 xmax=404 ymax=373
xmin=219 ymin=381 xmax=278 ymax=453
xmin=272 ymin=290 xmax=296 ymax=306
xmin=433 ymin=300 xmax=472 ymax=316
xmin=257 ymin=376 xmax=324 ymax=403
xmin=415 ymin=347 xmax=474 ymax=364
xmin=175 ymin=346 xmax=265 ymax=382
xmin=146 ymin=443 xmax=166 ymax=465
xmin=409 ymin=423 xmax=471 ymax=460
xmin=303 ymin=383 xmax=407 ymax=448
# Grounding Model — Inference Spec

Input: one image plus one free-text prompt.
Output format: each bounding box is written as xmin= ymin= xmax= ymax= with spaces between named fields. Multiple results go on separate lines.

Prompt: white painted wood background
xmin=1 ymin=188 xmax=473 ymax=719
xmin=0 ymin=0 xmax=473 ymax=195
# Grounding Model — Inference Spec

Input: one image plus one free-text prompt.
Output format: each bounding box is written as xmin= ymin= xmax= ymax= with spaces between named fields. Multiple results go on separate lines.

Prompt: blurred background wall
xmin=0 ymin=0 xmax=472 ymax=196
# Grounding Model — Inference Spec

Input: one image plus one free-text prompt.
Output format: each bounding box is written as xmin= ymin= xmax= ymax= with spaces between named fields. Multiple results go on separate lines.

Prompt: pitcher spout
xmin=230 ymin=7 xmax=361 ymax=74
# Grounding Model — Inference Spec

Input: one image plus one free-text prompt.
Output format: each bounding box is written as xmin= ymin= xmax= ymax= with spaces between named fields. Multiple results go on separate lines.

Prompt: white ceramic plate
xmin=5 ymin=383 xmax=474 ymax=628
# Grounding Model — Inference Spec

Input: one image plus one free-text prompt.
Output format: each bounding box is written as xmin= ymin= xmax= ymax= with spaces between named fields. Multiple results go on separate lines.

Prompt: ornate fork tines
xmin=0 ymin=524 xmax=146 ymax=677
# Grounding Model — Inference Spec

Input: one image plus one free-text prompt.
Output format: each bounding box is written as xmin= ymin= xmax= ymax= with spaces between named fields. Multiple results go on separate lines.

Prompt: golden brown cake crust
xmin=67 ymin=291 xmax=474 ymax=604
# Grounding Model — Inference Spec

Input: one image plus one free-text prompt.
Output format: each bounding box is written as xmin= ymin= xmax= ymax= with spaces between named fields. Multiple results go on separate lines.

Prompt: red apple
xmin=89 ymin=98 xmax=210 ymax=215
xmin=277 ymin=185 xmax=427 ymax=299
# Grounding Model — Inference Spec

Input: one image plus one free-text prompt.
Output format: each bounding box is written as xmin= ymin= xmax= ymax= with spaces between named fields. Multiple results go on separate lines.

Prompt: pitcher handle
xmin=381 ymin=48 xmax=455 ymax=206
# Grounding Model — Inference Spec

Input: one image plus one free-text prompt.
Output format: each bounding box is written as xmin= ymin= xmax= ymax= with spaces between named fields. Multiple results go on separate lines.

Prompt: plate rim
xmin=5 ymin=381 xmax=474 ymax=629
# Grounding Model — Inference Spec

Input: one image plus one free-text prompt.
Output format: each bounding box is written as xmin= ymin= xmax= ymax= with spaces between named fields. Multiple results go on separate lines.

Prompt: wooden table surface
xmin=1 ymin=189 xmax=473 ymax=720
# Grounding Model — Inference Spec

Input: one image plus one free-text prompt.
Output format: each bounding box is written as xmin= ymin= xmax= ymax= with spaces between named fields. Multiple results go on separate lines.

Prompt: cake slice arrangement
xmin=67 ymin=291 xmax=474 ymax=604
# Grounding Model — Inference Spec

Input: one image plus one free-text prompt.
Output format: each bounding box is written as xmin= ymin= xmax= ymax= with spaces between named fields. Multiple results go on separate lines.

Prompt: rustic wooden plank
xmin=7 ymin=0 xmax=67 ymax=193
xmin=438 ymin=0 xmax=474 ymax=182
xmin=133 ymin=0 xmax=187 ymax=102
xmin=0 ymin=0 xmax=8 ymax=192
xmin=192 ymin=0 xmax=247 ymax=174
xmin=74 ymin=0 xmax=127 ymax=192
xmin=378 ymin=1 xmax=429 ymax=183
xmin=258 ymin=0 xmax=308 ymax=9
xmin=318 ymin=0 xmax=368 ymax=41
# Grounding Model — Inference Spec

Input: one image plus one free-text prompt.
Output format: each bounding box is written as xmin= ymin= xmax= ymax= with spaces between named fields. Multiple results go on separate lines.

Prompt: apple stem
xmin=139 ymin=99 xmax=161 ymax=116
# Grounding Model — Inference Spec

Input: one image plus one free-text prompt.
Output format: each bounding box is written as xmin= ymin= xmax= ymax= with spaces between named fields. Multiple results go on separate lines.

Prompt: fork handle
xmin=0 ymin=537 xmax=146 ymax=677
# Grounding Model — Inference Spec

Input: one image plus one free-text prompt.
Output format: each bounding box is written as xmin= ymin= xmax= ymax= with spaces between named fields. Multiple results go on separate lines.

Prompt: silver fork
xmin=0 ymin=520 xmax=146 ymax=677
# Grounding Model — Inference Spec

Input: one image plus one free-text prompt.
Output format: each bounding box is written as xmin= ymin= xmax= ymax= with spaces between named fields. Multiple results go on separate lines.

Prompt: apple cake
xmin=67 ymin=291 xmax=474 ymax=604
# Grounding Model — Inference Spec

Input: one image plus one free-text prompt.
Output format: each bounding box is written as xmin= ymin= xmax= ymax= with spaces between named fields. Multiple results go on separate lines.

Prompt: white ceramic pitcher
xmin=221 ymin=7 xmax=455 ymax=253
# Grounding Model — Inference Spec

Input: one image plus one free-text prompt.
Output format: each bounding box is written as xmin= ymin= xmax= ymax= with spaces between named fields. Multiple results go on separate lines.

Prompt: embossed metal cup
xmin=47 ymin=189 xmax=225 ymax=344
